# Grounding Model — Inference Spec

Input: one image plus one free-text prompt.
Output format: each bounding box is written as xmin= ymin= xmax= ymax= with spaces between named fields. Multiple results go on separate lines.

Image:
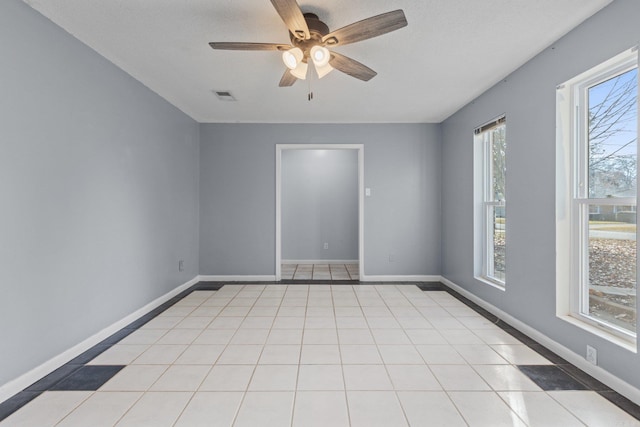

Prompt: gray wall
xmin=282 ymin=149 xmax=358 ymax=261
xmin=0 ymin=0 xmax=200 ymax=386
xmin=442 ymin=0 xmax=640 ymax=389
xmin=199 ymin=123 xmax=441 ymax=276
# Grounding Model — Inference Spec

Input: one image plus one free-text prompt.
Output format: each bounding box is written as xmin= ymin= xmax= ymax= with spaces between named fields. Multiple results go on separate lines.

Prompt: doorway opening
xmin=275 ymin=144 xmax=364 ymax=281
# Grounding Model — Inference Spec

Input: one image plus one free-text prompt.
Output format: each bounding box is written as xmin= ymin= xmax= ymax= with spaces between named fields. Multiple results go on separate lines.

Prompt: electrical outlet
xmin=586 ymin=345 xmax=597 ymax=365
xmin=323 ymin=242 xmax=329 ymax=250
xmin=178 ymin=260 xmax=184 ymax=272
xmin=389 ymin=254 xmax=395 ymax=263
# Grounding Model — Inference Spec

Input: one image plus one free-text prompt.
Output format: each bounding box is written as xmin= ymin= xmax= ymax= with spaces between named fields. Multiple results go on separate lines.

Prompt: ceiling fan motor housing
xmin=289 ymin=13 xmax=331 ymax=59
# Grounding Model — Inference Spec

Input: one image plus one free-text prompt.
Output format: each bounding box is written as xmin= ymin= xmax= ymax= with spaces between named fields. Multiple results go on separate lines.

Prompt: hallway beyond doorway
xmin=282 ymin=263 xmax=359 ymax=281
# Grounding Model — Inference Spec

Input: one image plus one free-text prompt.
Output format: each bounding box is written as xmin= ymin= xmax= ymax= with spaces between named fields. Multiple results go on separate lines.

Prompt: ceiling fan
xmin=209 ymin=0 xmax=408 ymax=87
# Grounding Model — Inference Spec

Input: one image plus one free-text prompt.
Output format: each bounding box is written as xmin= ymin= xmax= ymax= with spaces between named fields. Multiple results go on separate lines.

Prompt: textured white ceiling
xmin=22 ymin=0 xmax=612 ymax=123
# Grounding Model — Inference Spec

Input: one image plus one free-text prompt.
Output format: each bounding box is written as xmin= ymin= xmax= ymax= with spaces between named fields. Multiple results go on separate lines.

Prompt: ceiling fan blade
xmin=279 ymin=69 xmax=298 ymax=87
xmin=322 ymin=9 xmax=407 ymax=47
xmin=270 ymin=0 xmax=310 ymax=40
xmin=209 ymin=42 xmax=290 ymax=51
xmin=329 ymin=52 xmax=377 ymax=81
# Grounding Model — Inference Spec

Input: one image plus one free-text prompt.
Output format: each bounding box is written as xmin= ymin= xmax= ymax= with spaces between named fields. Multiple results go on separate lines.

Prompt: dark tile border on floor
xmin=416 ymin=282 xmax=448 ymax=291
xmin=0 ymin=282 xmax=223 ymax=422
xmin=517 ymin=365 xmax=588 ymax=391
xmin=3 ymin=280 xmax=639 ymax=423
xmin=0 ymin=392 xmax=41 ymax=422
xmin=418 ymin=281 xmax=640 ymax=421
xmin=49 ymin=365 xmax=126 ymax=391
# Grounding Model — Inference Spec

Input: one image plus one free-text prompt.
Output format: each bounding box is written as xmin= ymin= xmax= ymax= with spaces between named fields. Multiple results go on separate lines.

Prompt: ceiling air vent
xmin=213 ymin=90 xmax=237 ymax=101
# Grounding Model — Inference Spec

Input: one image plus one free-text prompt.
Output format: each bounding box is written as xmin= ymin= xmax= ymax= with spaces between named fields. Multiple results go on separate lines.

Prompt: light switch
xmin=365 ymin=188 xmax=371 ymax=197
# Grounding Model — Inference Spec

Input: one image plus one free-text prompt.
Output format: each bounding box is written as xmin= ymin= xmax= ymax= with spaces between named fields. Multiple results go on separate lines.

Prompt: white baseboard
xmin=0 ymin=275 xmax=200 ymax=404
xmin=440 ymin=276 xmax=640 ymax=406
xmin=199 ymin=275 xmax=276 ymax=282
xmin=281 ymin=260 xmax=359 ymax=265
xmin=361 ymin=275 xmax=441 ymax=282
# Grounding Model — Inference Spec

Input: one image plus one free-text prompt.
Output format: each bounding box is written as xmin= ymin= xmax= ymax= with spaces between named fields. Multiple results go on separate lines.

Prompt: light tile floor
xmin=282 ymin=264 xmax=359 ymax=280
xmin=2 ymin=284 xmax=640 ymax=426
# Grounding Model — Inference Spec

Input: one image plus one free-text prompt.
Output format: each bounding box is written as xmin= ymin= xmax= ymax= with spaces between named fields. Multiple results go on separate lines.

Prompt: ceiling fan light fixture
xmin=310 ymin=45 xmax=330 ymax=67
xmin=290 ymin=61 xmax=308 ymax=80
xmin=314 ymin=62 xmax=333 ymax=79
xmin=282 ymin=47 xmax=303 ymax=69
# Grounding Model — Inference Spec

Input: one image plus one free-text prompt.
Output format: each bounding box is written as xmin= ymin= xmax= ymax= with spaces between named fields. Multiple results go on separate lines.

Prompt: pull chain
xmin=307 ymin=65 xmax=314 ymax=101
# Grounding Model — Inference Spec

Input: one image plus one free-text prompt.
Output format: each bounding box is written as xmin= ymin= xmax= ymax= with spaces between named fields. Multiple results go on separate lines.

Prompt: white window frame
xmin=556 ymin=46 xmax=638 ymax=348
xmin=474 ymin=116 xmax=506 ymax=288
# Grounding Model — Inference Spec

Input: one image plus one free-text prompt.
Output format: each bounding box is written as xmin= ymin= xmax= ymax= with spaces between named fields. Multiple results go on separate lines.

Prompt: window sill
xmin=475 ymin=276 xmax=506 ymax=291
xmin=557 ymin=314 xmax=637 ymax=353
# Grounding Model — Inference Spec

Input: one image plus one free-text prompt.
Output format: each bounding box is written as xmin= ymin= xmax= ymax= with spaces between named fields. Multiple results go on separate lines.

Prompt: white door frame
xmin=275 ymin=144 xmax=364 ymax=281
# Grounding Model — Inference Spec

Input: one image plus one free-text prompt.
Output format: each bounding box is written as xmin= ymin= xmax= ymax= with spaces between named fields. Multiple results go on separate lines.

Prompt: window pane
xmin=588 ymin=68 xmax=638 ymax=199
xmin=587 ymin=204 xmax=637 ymax=333
xmin=478 ymin=119 xmax=506 ymax=286
xmin=492 ymin=126 xmax=507 ymax=201
xmin=491 ymin=205 xmax=506 ymax=282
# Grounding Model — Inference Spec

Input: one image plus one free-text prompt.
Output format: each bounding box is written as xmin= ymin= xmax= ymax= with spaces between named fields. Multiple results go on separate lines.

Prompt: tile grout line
xmin=5 ymin=282 xmax=640 ymax=425
xmin=227 ymin=284 xmax=256 ymax=427
xmin=0 ymin=285 xmax=219 ymax=423
xmin=379 ymin=284 xmax=412 ymax=427
xmin=526 ymin=390 xmax=586 ymax=426
xmin=341 ymin=284 xmax=355 ymax=427
xmin=109 ymin=389 xmax=146 ymax=427
xmin=417 ymin=283 xmax=640 ymax=422
xmin=399 ymin=284 xmax=451 ymax=421
xmin=128 ymin=289 xmax=219 ymax=427
xmin=400 ymin=285 xmax=508 ymax=425
xmin=212 ymin=285 xmax=248 ymax=426
xmin=289 ymin=282 xmax=304 ymax=427
xmin=51 ymin=390 xmax=94 ymax=427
